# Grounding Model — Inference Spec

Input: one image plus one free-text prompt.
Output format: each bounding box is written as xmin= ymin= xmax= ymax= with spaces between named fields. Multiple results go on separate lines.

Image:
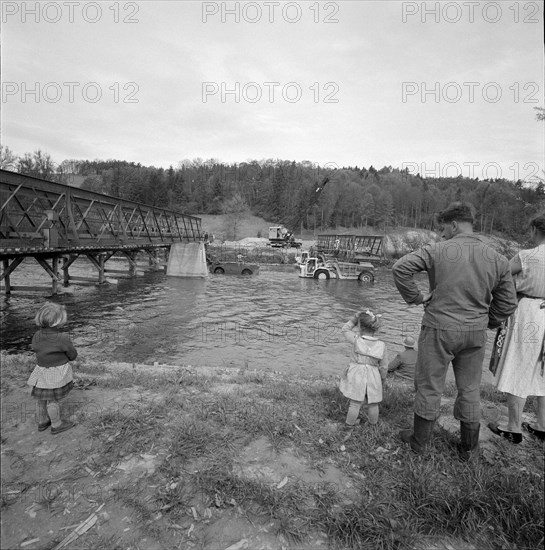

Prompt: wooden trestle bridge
xmin=0 ymin=169 xmax=203 ymax=295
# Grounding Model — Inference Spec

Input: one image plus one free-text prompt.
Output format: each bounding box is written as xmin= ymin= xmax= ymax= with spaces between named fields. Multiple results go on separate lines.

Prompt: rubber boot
xmin=459 ymin=421 xmax=480 ymax=462
xmin=400 ymin=414 xmax=435 ymax=454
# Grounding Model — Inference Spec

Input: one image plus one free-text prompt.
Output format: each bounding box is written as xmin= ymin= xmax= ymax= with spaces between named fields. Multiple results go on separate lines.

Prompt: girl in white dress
xmin=339 ymin=310 xmax=388 ymax=428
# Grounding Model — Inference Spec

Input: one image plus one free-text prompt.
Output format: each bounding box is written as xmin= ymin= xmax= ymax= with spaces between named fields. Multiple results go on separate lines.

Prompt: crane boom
xmin=268 ymin=176 xmax=330 ymax=247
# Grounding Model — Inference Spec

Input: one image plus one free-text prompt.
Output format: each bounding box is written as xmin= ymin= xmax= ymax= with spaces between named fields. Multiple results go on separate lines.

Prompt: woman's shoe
xmin=487 ymin=423 xmax=522 ymax=444
xmin=38 ymin=419 xmax=51 ymax=432
xmin=522 ymin=422 xmax=545 ymax=441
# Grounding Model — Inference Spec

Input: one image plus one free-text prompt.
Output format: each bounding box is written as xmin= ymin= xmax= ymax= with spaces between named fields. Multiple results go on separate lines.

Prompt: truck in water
xmin=298 ymin=253 xmax=375 ymax=282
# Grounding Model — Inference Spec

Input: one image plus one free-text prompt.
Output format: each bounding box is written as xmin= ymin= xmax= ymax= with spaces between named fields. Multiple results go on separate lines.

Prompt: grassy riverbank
xmin=1 ymin=353 xmax=543 ymax=550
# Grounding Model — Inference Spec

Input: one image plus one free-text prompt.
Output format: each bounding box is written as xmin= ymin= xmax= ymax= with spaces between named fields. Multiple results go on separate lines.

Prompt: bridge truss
xmin=0 ymin=169 xmax=203 ymax=294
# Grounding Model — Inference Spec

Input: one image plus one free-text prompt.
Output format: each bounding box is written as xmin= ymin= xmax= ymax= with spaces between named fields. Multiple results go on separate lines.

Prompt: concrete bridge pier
xmin=166 ymin=242 xmax=208 ymax=278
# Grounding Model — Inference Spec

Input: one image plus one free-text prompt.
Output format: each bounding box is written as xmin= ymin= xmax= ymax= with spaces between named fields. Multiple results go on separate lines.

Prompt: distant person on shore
xmin=488 ymin=214 xmax=545 ymax=443
xmin=387 ymin=336 xmax=417 ymax=383
xmin=339 ymin=309 xmax=388 ymax=435
xmin=392 ymin=202 xmax=517 ymax=461
xmin=27 ymin=302 xmax=78 ymax=435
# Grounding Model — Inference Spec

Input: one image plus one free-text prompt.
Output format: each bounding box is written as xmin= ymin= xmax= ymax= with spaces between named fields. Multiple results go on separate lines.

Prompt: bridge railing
xmin=0 ymin=169 xmax=202 ymax=249
xmin=316 ymin=233 xmax=384 ymax=261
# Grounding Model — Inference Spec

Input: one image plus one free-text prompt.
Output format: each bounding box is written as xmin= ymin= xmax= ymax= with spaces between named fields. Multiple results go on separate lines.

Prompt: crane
xmin=268 ymin=176 xmax=330 ymax=248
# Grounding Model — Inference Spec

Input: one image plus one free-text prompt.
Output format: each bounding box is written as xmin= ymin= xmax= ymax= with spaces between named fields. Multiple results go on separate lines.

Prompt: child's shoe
xmin=51 ymin=421 xmax=74 ymax=435
xmin=341 ymin=420 xmax=360 ymax=442
xmin=38 ymin=419 xmax=52 ymax=432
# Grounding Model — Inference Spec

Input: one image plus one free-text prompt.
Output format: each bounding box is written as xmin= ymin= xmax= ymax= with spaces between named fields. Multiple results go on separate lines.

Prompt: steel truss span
xmin=0 ymin=170 xmax=203 ymax=294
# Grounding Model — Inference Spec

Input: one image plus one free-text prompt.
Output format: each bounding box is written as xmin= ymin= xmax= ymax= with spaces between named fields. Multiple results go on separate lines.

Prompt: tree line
xmin=1 ymin=145 xmax=543 ymax=243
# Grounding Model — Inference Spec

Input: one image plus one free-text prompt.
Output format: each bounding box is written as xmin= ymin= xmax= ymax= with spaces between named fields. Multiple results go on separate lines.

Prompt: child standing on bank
xmin=27 ymin=302 xmax=77 ymax=434
xmin=339 ymin=309 xmax=388 ymax=429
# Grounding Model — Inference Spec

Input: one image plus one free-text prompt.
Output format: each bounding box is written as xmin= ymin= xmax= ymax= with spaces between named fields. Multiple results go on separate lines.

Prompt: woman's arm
xmin=509 ymin=253 xmax=522 ymax=277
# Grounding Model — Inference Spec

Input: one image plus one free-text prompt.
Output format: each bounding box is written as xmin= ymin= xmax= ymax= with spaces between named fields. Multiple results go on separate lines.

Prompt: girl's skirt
xmin=339 ymin=362 xmax=382 ymax=403
xmin=27 ymin=363 xmax=74 ymax=401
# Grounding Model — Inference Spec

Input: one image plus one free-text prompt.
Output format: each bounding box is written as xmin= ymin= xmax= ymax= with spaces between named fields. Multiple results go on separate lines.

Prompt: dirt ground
xmin=2 ymin=363 xmax=350 ymax=550
xmin=1 ymin=361 xmax=543 ymax=550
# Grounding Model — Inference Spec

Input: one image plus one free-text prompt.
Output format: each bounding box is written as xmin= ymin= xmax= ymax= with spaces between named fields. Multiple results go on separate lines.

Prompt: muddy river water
xmin=1 ymin=261 xmax=496 ymax=380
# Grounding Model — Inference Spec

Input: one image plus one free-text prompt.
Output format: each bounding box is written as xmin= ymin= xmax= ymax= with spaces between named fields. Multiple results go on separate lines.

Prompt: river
xmin=0 ymin=260 xmax=496 ymax=380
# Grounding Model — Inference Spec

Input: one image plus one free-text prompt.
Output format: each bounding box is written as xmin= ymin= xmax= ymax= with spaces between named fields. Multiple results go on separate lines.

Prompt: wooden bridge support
xmin=0 ymin=245 xmax=175 ymax=295
xmin=144 ymin=249 xmax=163 ymax=271
xmin=63 ymin=254 xmax=77 ymax=285
xmin=2 ymin=257 xmax=23 ymax=294
xmin=1 ymin=256 xmax=62 ymax=295
xmin=125 ymin=251 xmax=138 ymax=277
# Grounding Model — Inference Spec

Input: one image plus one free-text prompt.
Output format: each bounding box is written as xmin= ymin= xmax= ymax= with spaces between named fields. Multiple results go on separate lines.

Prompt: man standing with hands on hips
xmin=392 ymin=202 xmax=517 ymax=461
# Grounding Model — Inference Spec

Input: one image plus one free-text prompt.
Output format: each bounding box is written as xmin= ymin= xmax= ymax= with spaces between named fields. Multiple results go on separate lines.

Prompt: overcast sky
xmin=1 ymin=1 xmax=543 ymax=181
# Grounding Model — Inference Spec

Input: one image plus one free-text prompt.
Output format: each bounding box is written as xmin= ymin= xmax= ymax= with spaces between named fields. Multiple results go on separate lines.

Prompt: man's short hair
xmin=436 ymin=202 xmax=475 ymax=225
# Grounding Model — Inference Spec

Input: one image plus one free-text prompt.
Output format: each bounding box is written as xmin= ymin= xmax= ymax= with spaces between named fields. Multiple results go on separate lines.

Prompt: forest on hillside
xmin=1 ymin=144 xmax=544 ymax=244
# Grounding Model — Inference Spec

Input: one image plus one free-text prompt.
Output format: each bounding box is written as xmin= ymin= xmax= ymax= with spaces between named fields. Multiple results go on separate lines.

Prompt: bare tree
xmin=222 ymin=193 xmax=248 ymax=240
xmin=17 ymin=149 xmax=59 ymax=180
xmin=0 ymin=145 xmax=18 ymax=170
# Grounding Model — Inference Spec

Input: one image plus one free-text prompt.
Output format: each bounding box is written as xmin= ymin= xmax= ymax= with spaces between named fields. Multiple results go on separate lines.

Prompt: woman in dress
xmin=489 ymin=215 xmax=545 ymax=443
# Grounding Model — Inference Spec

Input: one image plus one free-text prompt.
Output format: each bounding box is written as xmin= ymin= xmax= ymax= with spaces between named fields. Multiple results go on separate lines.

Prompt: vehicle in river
xmin=298 ymin=255 xmax=375 ymax=282
xmin=208 ymin=259 xmax=259 ymax=275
